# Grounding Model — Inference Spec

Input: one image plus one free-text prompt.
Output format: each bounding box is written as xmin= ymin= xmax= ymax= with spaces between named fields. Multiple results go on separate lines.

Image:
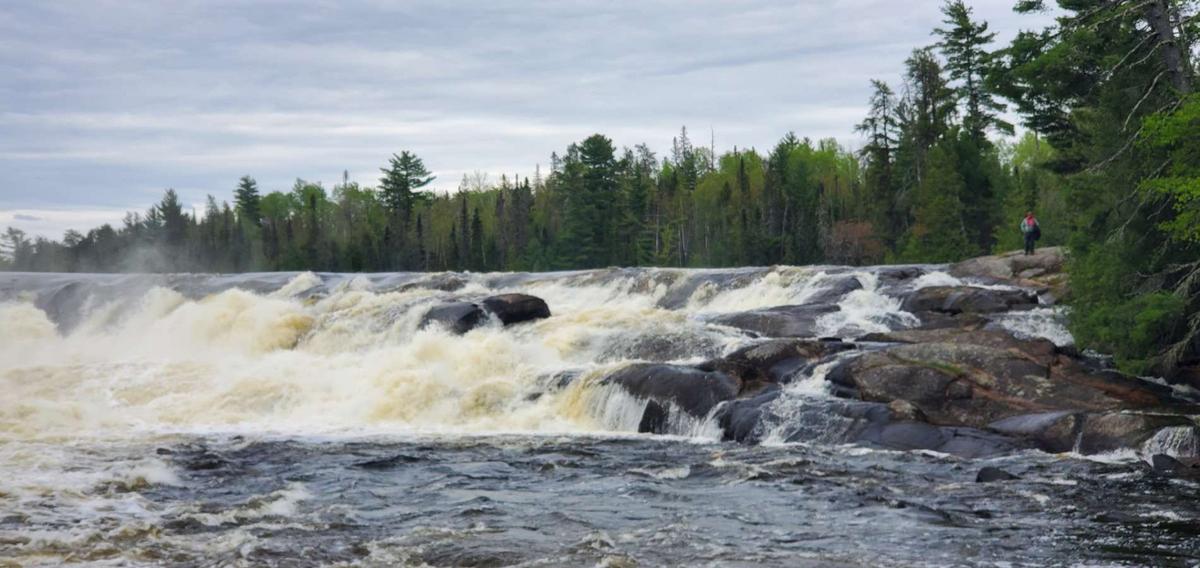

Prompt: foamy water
xmin=10 ymin=268 xmax=1194 ymax=567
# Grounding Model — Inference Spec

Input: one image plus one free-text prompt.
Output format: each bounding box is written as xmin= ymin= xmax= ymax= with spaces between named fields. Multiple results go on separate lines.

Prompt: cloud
xmin=13 ymin=214 xmax=41 ymax=221
xmin=0 ymin=0 xmax=1057 ymax=238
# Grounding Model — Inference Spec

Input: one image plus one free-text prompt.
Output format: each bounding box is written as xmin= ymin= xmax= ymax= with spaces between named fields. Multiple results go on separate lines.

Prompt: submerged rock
xmin=709 ymin=303 xmax=839 ymax=338
xmin=976 ymin=466 xmax=1020 ymax=482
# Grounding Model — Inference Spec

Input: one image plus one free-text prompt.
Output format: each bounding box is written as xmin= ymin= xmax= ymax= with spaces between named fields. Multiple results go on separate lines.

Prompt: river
xmin=1 ymin=266 xmax=1196 ymax=566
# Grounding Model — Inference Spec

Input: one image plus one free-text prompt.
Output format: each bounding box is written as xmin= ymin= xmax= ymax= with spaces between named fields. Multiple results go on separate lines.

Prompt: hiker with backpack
xmin=1020 ymin=211 xmax=1040 ymax=255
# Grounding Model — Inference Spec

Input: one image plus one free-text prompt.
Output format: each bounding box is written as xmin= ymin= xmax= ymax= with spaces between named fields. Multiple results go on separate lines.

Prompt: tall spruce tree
xmin=934 ymin=0 xmax=1011 ymax=145
xmin=233 ymin=175 xmax=262 ymax=226
xmin=379 ymin=151 xmax=435 ymax=220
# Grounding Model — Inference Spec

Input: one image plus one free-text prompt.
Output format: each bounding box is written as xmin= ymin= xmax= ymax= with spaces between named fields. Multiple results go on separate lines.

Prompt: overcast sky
xmin=0 ymin=0 xmax=1054 ymax=238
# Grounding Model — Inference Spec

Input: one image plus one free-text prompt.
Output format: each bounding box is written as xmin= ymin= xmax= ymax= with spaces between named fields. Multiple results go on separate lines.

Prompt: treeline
xmin=3 ymin=1 xmax=1199 ymax=377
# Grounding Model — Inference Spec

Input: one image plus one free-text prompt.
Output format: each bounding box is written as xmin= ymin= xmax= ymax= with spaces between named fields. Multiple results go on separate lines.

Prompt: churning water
xmin=0 ymin=267 xmax=1196 ymax=566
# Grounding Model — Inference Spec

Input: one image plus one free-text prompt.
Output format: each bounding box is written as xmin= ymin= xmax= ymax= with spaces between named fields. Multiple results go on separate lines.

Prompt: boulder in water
xmin=713 ymin=388 xmax=782 ymax=443
xmin=481 ymin=293 xmax=551 ymax=325
xmin=976 ymin=466 xmax=1020 ymax=482
xmin=900 ymin=286 xmax=1038 ymax=315
xmin=859 ymin=329 xmax=1059 ymax=366
xmin=802 ymin=275 xmax=864 ymax=305
xmin=835 ymin=341 xmax=1182 ymax=430
xmin=601 ymin=364 xmax=738 ymax=426
xmin=420 ymin=302 xmax=488 ymax=334
xmin=709 ymin=303 xmax=839 ymax=338
xmin=698 ymin=338 xmax=856 ymax=395
xmin=421 ymin=293 xmax=551 ymax=334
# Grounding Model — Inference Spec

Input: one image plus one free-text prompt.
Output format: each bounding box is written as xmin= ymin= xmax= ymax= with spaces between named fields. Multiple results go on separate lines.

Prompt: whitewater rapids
xmin=0 ymin=266 xmax=968 ymax=440
xmin=3 ymin=266 xmax=1197 ymax=567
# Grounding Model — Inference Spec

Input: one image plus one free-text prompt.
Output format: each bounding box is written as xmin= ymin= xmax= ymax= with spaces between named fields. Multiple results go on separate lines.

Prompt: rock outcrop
xmin=900 ymin=286 xmax=1039 ymax=315
xmin=481 ymin=293 xmax=551 ymax=325
xmin=421 ymin=293 xmax=551 ymax=334
xmin=950 ymin=247 xmax=1069 ymax=299
xmin=420 ymin=302 xmax=488 ymax=334
xmin=709 ymin=304 xmax=839 ymax=338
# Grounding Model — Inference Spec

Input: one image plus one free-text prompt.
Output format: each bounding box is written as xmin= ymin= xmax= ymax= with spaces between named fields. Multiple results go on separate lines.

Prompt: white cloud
xmin=0 ymin=0 xmax=1057 ymax=227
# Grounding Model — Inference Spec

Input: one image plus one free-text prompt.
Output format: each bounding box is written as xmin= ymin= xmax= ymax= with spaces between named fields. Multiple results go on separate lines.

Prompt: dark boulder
xmin=420 ymin=294 xmax=551 ymax=334
xmin=860 ymin=329 xmax=1059 ymax=366
xmin=1149 ymin=454 xmax=1200 ymax=477
xmin=598 ymin=330 xmax=723 ymax=363
xmin=399 ymin=273 xmax=468 ymax=293
xmin=859 ymin=420 xmax=1022 ymax=458
xmin=601 ymin=364 xmax=739 ymax=422
xmin=1074 ymin=412 xmax=1198 ymax=455
xmin=906 ymin=311 xmax=990 ymax=333
xmin=875 ymin=265 xmax=926 ymax=287
xmin=420 ymin=302 xmax=488 ymax=334
xmin=836 ymin=341 xmax=1183 ymax=430
xmin=713 ymin=387 xmax=782 ymax=443
xmin=976 ymin=466 xmax=1020 ymax=482
xmin=803 ymin=275 xmax=864 ymax=305
xmin=753 ymin=396 xmax=1021 ymax=457
xmin=1169 ymin=362 xmax=1200 ymax=390
xmin=950 ymin=249 xmax=1064 ymax=280
xmin=709 ymin=303 xmax=839 ymax=338
xmin=989 ymin=410 xmax=1200 ymax=457
xmin=901 ymin=286 xmax=1038 ymax=315
xmin=481 ymin=293 xmax=551 ymax=325
xmin=656 ymin=270 xmax=762 ymax=310
xmin=698 ymin=338 xmax=856 ymax=395
xmin=988 ymin=411 xmax=1081 ymax=453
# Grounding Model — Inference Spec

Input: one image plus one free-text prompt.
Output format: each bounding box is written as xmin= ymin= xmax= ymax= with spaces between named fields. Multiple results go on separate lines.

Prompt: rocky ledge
xmin=589 ymin=247 xmax=1200 ymax=469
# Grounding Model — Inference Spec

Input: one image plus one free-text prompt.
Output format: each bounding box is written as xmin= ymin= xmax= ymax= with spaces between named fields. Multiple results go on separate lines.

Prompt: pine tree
xmin=379 ymin=151 xmax=435 ymax=220
xmin=900 ymin=143 xmax=977 ymax=262
xmin=934 ymin=0 xmax=1011 ymax=145
xmin=856 ymin=79 xmax=902 ymax=246
xmin=233 ymin=175 xmax=262 ymax=226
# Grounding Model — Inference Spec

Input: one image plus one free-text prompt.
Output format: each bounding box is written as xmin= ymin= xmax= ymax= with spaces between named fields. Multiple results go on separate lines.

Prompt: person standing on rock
xmin=1020 ymin=211 xmax=1040 ymax=256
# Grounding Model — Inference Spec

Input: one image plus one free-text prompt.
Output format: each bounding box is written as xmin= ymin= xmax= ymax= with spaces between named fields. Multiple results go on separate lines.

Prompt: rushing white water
xmin=0 ymin=267 xmax=1076 ymax=443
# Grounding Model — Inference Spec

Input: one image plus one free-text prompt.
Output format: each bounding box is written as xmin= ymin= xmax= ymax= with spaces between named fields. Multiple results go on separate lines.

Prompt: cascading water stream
xmin=5 ymin=265 xmax=1200 ymax=567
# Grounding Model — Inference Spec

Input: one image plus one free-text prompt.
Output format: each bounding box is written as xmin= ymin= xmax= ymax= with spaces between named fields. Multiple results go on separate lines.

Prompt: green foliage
xmin=234 ymin=175 xmax=262 ymax=226
xmin=1140 ymin=94 xmax=1200 ymax=243
xmin=379 ymin=151 xmax=435 ymax=219
xmin=934 ymin=0 xmax=1012 ymax=144
xmin=898 ymin=142 xmax=979 ymax=263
